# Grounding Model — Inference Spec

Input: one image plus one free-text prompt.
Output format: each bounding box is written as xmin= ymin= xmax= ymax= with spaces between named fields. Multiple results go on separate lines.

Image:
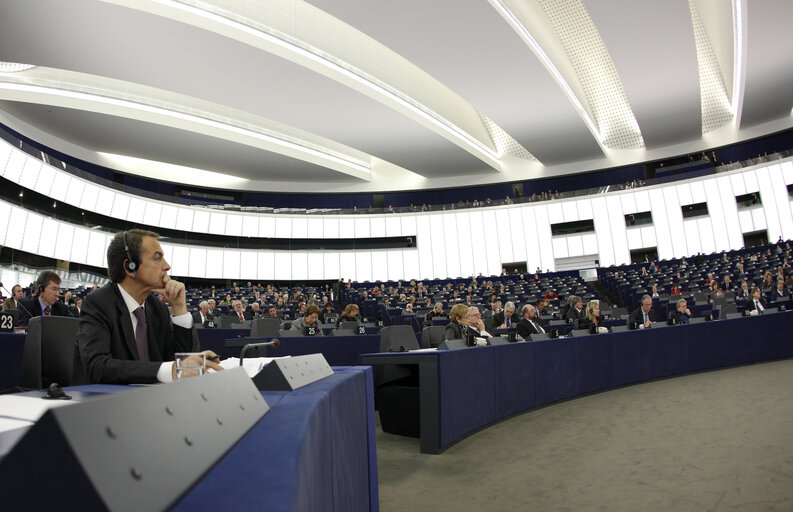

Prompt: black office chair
xmin=251 ymin=317 xmax=281 ymax=338
xmin=420 ymin=325 xmax=446 ymax=348
xmin=21 ymin=316 xmax=84 ymax=390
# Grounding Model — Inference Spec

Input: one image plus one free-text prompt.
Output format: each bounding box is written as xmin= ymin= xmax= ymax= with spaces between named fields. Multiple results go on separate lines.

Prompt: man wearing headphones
xmin=77 ymin=229 xmax=223 ymax=384
xmin=17 ymin=270 xmax=70 ymax=327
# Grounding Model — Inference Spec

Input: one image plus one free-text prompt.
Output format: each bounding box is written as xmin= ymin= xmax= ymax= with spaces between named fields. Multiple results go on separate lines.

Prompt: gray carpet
xmin=376 ymin=359 xmax=793 ymax=512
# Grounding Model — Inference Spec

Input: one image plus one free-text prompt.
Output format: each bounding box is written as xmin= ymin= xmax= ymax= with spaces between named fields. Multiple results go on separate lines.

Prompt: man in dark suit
xmin=77 ymin=229 xmax=222 ymax=384
xmin=629 ymin=294 xmax=655 ymax=329
xmin=231 ymin=300 xmax=253 ymax=323
xmin=17 ymin=270 xmax=71 ymax=327
xmin=69 ymin=298 xmax=83 ymax=317
xmin=516 ymin=304 xmax=548 ymax=339
xmin=492 ymin=301 xmax=520 ymax=328
xmin=565 ymin=295 xmax=585 ymax=323
xmin=745 ymin=286 xmax=768 ymax=315
xmin=192 ymin=300 xmax=215 ymax=327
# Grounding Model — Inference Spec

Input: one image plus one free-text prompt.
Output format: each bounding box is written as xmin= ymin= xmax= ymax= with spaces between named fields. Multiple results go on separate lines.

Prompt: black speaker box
xmin=437 ymin=339 xmax=467 ymax=350
xmin=251 ymin=353 xmax=334 ymax=391
xmin=0 ymin=368 xmax=268 ymax=512
xmin=487 ymin=336 xmax=510 ymax=345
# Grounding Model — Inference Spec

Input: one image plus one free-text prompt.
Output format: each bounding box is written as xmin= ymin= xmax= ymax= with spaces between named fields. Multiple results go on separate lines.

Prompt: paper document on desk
xmin=217 ymin=356 xmax=292 ymax=378
xmin=0 ymin=395 xmax=74 ymax=425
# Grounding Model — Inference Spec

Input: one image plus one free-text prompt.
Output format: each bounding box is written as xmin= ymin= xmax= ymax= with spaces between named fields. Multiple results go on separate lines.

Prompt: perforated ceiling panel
xmin=539 ymin=0 xmax=645 ymax=150
xmin=477 ymin=112 xmax=537 ymax=161
xmin=689 ymin=0 xmax=734 ymax=133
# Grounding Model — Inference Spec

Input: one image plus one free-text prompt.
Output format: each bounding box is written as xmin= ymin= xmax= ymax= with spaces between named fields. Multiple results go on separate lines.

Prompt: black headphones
xmin=122 ymin=231 xmax=138 ymax=274
xmin=37 ymin=278 xmax=45 ymax=295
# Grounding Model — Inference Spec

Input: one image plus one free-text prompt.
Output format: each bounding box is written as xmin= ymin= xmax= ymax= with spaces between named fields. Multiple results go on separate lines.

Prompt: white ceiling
xmin=0 ymin=0 xmax=791 ymax=194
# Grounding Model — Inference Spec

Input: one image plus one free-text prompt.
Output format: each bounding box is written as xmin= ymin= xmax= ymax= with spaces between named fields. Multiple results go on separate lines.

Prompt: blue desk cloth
xmin=0 ymin=367 xmax=378 ymax=511
xmin=223 ymin=335 xmax=382 ymax=367
xmin=362 ymin=312 xmax=793 ymax=453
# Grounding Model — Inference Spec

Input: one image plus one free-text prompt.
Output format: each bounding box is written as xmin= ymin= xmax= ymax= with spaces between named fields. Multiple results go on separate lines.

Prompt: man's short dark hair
xmin=34 ymin=270 xmax=61 ymax=293
xmin=107 ymin=229 xmax=160 ymax=283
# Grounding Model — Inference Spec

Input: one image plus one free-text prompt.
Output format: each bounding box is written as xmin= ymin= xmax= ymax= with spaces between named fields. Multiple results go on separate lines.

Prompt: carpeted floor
xmin=376 ymin=359 xmax=793 ymax=512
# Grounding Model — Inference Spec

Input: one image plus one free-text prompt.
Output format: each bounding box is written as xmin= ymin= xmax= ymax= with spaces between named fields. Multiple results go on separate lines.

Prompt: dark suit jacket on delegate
xmin=566 ymin=307 xmax=586 ymax=323
xmin=192 ymin=311 xmax=215 ymax=325
xmin=629 ymin=308 xmax=655 ymax=327
xmin=516 ymin=317 xmax=547 ymax=338
xmin=492 ymin=311 xmax=520 ymax=328
xmin=16 ymin=296 xmax=72 ymax=327
xmin=78 ymin=283 xmax=199 ymax=384
xmin=744 ymin=297 xmax=768 ymax=312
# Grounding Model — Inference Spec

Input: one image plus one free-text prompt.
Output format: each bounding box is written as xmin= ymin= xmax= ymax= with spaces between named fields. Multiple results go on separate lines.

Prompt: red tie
xmin=44 ymin=306 xmax=50 ymax=316
xmin=239 ymin=313 xmax=244 ymax=322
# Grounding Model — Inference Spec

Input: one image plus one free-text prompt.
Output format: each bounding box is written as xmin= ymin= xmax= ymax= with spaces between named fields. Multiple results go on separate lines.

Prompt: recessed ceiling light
xmin=0 ymin=62 xmax=36 ymax=73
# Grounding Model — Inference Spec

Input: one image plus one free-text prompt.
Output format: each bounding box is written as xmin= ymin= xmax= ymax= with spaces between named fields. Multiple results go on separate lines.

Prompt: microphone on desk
xmin=239 ymin=339 xmax=280 ymax=367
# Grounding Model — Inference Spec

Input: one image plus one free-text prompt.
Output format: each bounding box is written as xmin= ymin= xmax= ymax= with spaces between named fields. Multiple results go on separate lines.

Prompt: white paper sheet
xmin=215 ymin=356 xmax=292 ymax=378
xmin=0 ymin=395 xmax=75 ymax=423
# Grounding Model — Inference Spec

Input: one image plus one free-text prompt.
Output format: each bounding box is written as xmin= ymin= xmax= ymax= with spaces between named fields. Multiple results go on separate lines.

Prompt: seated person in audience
xmin=70 ymin=298 xmax=83 ymax=317
xmin=250 ymin=302 xmax=263 ymax=318
xmin=425 ymin=302 xmax=445 ymax=322
xmin=543 ymin=289 xmax=558 ymax=300
xmin=466 ymin=307 xmax=492 ymax=338
xmin=402 ymin=303 xmax=415 ymax=315
xmin=577 ymin=300 xmax=606 ymax=332
xmin=443 ymin=304 xmax=469 ymax=340
xmin=289 ymin=304 xmax=323 ymax=335
xmin=709 ymin=281 xmax=725 ymax=300
xmin=337 ymin=304 xmax=360 ymax=325
xmin=745 ymin=286 xmax=767 ymax=315
xmin=63 ymin=290 xmax=75 ymax=306
xmin=535 ymin=298 xmax=550 ymax=315
xmin=650 ymin=285 xmax=660 ymax=299
xmin=293 ymin=302 xmax=307 ymax=319
xmin=2 ymin=284 xmax=23 ymax=310
xmin=629 ymin=294 xmax=655 ymax=329
xmin=516 ymin=304 xmax=548 ymax=338
xmin=17 ymin=270 xmax=71 ymax=326
xmin=670 ymin=284 xmax=681 ymax=296
xmin=762 ymin=271 xmax=775 ymax=291
xmin=231 ymin=300 xmax=252 ymax=323
xmin=736 ymin=281 xmax=751 ymax=300
xmin=493 ymin=301 xmax=520 ymax=328
xmin=320 ymin=302 xmax=336 ymax=323
xmin=565 ymin=296 xmax=586 ymax=323
xmin=219 ymin=293 xmax=232 ymax=306
xmin=770 ymin=279 xmax=788 ymax=300
xmin=722 ymin=275 xmax=735 ymax=292
xmin=207 ymin=298 xmax=218 ymax=317
xmin=266 ymin=305 xmax=284 ymax=321
xmin=192 ymin=300 xmax=213 ymax=323
xmin=78 ymin=229 xmax=221 ymax=384
xmin=669 ymin=299 xmax=692 ymax=324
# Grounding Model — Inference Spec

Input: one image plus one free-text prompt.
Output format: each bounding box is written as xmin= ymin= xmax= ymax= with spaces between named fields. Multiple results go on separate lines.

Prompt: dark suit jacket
xmin=629 ymin=308 xmax=655 ymax=328
xmin=745 ymin=297 xmax=768 ymax=312
xmin=492 ymin=311 xmax=520 ymax=328
xmin=192 ymin=311 xmax=215 ymax=326
xmin=231 ymin=310 xmax=253 ymax=322
xmin=516 ymin=317 xmax=547 ymax=338
xmin=566 ymin=307 xmax=586 ymax=323
xmin=78 ymin=283 xmax=198 ymax=384
xmin=576 ymin=315 xmax=604 ymax=331
xmin=17 ymin=297 xmax=71 ymax=327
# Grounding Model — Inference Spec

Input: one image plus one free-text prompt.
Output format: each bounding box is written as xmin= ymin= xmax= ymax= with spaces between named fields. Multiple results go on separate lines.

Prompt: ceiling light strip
xmin=0 ymin=74 xmax=370 ymax=174
xmin=731 ymin=0 xmax=743 ymax=117
xmin=157 ymin=0 xmax=501 ymax=166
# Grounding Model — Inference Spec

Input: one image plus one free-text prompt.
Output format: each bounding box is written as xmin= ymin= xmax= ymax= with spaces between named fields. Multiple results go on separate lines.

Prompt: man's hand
xmin=154 ymin=275 xmax=187 ymax=316
xmin=644 ymin=320 xmax=652 ymax=328
xmin=170 ymin=350 xmax=225 ymax=381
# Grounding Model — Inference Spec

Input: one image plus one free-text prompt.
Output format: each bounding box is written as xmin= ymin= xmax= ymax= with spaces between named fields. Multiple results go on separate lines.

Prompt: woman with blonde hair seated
xmin=577 ymin=300 xmax=607 ymax=333
xmin=444 ymin=304 xmax=469 ymax=340
xmin=337 ymin=303 xmax=360 ymax=326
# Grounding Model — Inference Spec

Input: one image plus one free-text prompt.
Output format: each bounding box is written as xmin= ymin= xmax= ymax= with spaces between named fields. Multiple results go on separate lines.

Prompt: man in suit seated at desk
xmin=192 ymin=300 xmax=215 ymax=327
xmin=745 ymin=286 xmax=768 ymax=315
xmin=493 ymin=301 xmax=519 ymax=329
xmin=769 ymin=279 xmax=788 ymax=301
xmin=69 ymin=298 xmax=83 ymax=317
xmin=2 ymin=284 xmax=23 ymax=311
xmin=77 ymin=229 xmax=223 ymax=384
xmin=465 ymin=307 xmax=492 ymax=339
xmin=565 ymin=295 xmax=585 ymax=324
xmin=231 ymin=300 xmax=253 ymax=323
xmin=516 ymin=304 xmax=548 ymax=338
xmin=629 ymin=294 xmax=655 ymax=329
xmin=17 ymin=270 xmax=71 ymax=327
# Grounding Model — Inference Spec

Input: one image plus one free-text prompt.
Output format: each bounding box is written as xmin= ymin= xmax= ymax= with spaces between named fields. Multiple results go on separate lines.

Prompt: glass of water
xmin=175 ymin=352 xmax=206 ymax=380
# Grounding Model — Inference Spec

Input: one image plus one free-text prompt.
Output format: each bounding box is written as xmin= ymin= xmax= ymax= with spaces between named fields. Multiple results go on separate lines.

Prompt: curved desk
xmin=361 ymin=312 xmax=793 ymax=454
